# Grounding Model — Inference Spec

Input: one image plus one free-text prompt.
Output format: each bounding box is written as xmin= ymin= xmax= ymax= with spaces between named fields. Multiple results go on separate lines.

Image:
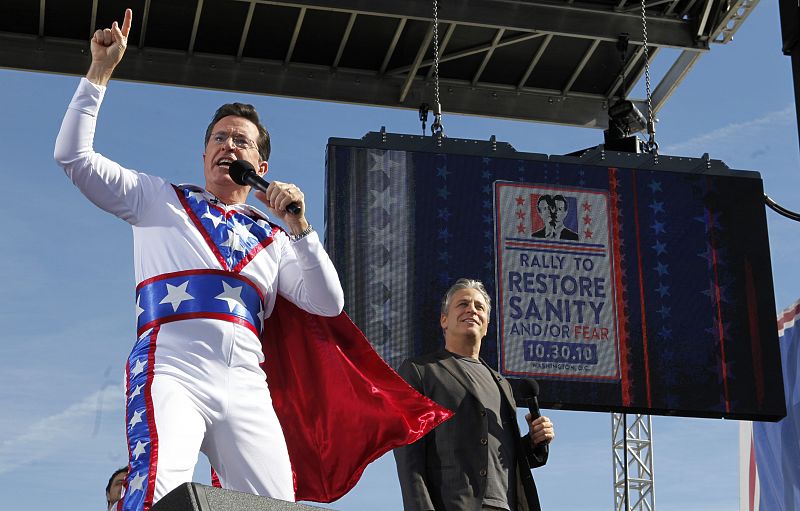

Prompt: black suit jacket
xmin=393 ymin=350 xmax=548 ymax=511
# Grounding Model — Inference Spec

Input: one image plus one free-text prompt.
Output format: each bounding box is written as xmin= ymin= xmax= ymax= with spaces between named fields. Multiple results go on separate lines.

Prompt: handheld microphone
xmin=520 ymin=378 xmax=541 ymax=420
xmin=228 ymin=160 xmax=301 ymax=215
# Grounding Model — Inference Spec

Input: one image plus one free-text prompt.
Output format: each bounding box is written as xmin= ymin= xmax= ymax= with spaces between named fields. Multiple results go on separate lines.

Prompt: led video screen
xmin=325 ymin=133 xmax=786 ymax=421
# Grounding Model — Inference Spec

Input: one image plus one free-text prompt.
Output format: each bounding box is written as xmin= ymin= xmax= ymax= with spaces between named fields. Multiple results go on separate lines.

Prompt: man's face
xmin=537 ymin=200 xmax=551 ymax=222
xmin=554 ymin=199 xmax=568 ymax=224
xmin=107 ymin=472 xmax=126 ymax=505
xmin=202 ymin=115 xmax=267 ymax=195
xmin=440 ymin=288 xmax=489 ymax=343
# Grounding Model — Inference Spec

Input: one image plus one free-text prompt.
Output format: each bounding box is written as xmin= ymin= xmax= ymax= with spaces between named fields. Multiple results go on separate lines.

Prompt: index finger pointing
xmin=120 ymin=8 xmax=133 ymax=37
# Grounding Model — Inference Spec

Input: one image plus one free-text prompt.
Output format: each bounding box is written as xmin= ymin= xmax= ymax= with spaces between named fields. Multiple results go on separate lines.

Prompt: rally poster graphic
xmin=495 ymin=182 xmax=620 ymax=381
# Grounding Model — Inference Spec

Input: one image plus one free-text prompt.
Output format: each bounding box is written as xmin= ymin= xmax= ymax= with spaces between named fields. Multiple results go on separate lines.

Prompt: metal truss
xmin=612 ymin=413 xmax=656 ymax=511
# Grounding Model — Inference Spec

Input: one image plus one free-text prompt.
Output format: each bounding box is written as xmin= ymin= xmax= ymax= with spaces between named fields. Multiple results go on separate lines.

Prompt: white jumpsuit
xmin=54 ymin=79 xmax=345 ymax=511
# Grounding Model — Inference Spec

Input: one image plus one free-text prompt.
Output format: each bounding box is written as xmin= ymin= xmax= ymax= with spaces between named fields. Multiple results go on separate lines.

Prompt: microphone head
xmin=228 ymin=160 xmax=256 ymax=186
xmin=520 ymin=378 xmax=540 ymax=399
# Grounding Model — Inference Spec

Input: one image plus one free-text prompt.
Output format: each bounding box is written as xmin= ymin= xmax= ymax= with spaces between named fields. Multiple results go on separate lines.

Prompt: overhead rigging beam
xmin=517 ymin=33 xmax=553 ymax=90
xmin=233 ymin=0 xmax=704 ymax=49
xmin=472 ymin=28 xmax=506 ymax=86
xmin=333 ymin=12 xmax=357 ymax=69
xmin=388 ymin=32 xmax=543 ymax=76
xmin=379 ymin=17 xmax=406 ymax=75
xmin=139 ymin=0 xmax=152 ymax=48
xmin=399 ymin=23 xmax=434 ymax=103
xmin=285 ymin=7 xmax=306 ymax=64
xmin=188 ymin=0 xmax=204 ymax=54
xmin=237 ymin=1 xmax=257 ymax=59
xmin=563 ymin=39 xmax=600 ymax=94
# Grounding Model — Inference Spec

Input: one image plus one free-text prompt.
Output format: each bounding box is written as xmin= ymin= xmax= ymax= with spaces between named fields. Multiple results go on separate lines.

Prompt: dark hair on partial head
xmin=553 ymin=194 xmax=568 ymax=210
xmin=106 ymin=466 xmax=128 ymax=503
xmin=204 ymin=103 xmax=271 ymax=161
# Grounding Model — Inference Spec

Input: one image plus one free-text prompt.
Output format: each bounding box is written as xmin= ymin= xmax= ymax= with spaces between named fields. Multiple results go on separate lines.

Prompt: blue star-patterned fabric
xmin=176 ymin=185 xmax=278 ymax=272
xmin=136 ymin=270 xmax=264 ymax=337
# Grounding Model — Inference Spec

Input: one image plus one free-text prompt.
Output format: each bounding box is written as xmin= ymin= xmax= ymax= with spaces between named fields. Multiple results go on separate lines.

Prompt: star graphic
xmin=650 ymin=220 xmax=666 ymax=235
xmin=128 ymin=384 xmax=143 ymax=403
xmin=481 ymin=170 xmax=492 ymax=179
xmin=438 ymin=228 xmax=452 ymax=241
xmin=515 ymin=196 xmax=525 ymax=206
xmin=131 ymin=440 xmax=149 ymax=460
xmin=656 ymin=283 xmax=670 ymax=298
xmin=657 ymin=305 xmax=671 ymax=318
xmin=436 ymin=166 xmax=450 ymax=179
xmin=187 ymin=190 xmax=206 ymax=203
xmin=583 ymin=214 xmax=592 ymax=225
xmin=436 ymin=187 xmax=450 ymax=200
xmin=658 ymin=326 xmax=672 ymax=339
xmin=130 ymin=358 xmax=146 ymax=378
xmin=136 ymin=295 xmax=145 ymax=319
xmin=438 ymin=208 xmax=452 ymax=221
xmin=517 ymin=223 xmax=526 ymax=234
xmin=369 ymin=188 xmax=398 ymax=208
xmin=129 ymin=471 xmax=147 ymax=493
xmin=654 ymin=262 xmax=669 ymax=276
xmin=437 ymin=251 xmax=451 ymax=263
xmin=583 ymin=202 xmax=592 ymax=212
xmin=129 ymin=409 xmax=144 ymax=429
xmin=483 ymin=184 xmax=493 ymax=195
xmin=516 ymin=210 xmax=526 ymax=220
xmin=160 ymin=281 xmax=194 ymax=312
xmin=648 ymin=180 xmax=662 ymax=193
xmin=483 ymin=214 xmax=493 ymax=224
xmin=652 ymin=240 xmax=667 ymax=256
xmin=649 ymin=200 xmax=665 ymax=214
xmin=201 ymin=211 xmax=225 ymax=229
xmin=215 ymin=281 xmax=246 ymax=313
xmin=482 ymin=200 xmax=492 ymax=209
xmin=584 ymin=229 xmax=593 ymax=239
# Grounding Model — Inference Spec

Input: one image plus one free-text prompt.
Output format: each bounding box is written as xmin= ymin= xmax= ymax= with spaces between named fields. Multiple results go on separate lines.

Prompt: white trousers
xmin=122 ymin=319 xmax=294 ymax=511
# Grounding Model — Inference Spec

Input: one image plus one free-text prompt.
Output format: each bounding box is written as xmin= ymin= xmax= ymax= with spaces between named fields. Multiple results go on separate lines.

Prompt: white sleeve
xmin=276 ymin=230 xmax=345 ymax=317
xmin=54 ymin=78 xmax=163 ymax=225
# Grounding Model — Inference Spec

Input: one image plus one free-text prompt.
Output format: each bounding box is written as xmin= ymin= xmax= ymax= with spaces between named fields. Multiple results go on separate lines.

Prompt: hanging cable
xmin=765 ymin=194 xmax=800 ymax=222
xmin=640 ymin=0 xmax=658 ymax=158
xmin=430 ymin=0 xmax=445 ymax=138
xmin=419 ymin=103 xmax=430 ymax=135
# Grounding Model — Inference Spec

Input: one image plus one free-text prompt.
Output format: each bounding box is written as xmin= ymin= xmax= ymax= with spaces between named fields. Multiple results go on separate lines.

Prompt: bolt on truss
xmin=612 ymin=413 xmax=656 ymax=511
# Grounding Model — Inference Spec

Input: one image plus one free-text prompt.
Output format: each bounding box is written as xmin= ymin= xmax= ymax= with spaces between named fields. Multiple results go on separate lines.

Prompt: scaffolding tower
xmin=613 ymin=413 xmax=655 ymax=511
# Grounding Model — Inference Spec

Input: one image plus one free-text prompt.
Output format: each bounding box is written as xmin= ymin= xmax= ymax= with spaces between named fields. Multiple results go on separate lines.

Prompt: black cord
xmin=765 ymin=193 xmax=800 ymax=222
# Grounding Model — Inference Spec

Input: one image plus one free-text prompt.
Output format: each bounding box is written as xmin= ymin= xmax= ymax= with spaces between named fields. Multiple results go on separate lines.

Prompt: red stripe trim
xmin=137 ymin=312 xmax=259 ymax=338
xmin=232 ymin=226 xmax=281 ymax=273
xmin=631 ymin=171 xmax=652 ymax=407
xmin=143 ymin=326 xmax=161 ymax=511
xmin=744 ymin=260 xmax=765 ymax=409
xmin=608 ymin=168 xmax=631 ymax=405
xmin=174 ymin=185 xmax=230 ymax=271
xmin=505 ymin=241 xmax=605 ymax=253
xmin=136 ymin=268 xmax=263 ymax=302
xmin=777 ymin=301 xmax=800 ymax=333
xmin=706 ymin=194 xmax=731 ymax=413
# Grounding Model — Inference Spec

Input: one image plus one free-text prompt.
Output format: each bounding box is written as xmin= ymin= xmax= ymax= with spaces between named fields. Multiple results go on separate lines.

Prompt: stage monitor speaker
xmin=151 ymin=483 xmax=329 ymax=511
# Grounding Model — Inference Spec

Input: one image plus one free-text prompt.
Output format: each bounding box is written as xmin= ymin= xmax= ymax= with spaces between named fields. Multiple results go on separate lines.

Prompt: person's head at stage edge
xmin=106 ymin=466 xmax=127 ymax=508
xmin=440 ymin=278 xmax=491 ymax=360
xmin=202 ymin=103 xmax=271 ymax=205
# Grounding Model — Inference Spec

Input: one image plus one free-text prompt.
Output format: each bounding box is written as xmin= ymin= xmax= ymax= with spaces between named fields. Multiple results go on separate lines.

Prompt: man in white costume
xmin=54 ymin=9 xmax=345 ymax=510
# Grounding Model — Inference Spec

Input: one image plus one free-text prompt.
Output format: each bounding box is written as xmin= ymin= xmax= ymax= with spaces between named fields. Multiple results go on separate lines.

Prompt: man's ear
xmin=258 ymin=161 xmax=269 ymax=177
xmin=440 ymin=313 xmax=448 ymax=331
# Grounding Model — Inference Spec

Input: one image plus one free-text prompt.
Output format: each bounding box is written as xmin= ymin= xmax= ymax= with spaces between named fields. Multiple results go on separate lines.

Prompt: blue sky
xmin=1 ymin=1 xmax=798 ymax=510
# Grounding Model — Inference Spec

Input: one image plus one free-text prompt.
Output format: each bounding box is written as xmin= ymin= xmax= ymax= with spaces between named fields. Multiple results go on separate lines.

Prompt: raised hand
xmin=87 ymin=8 xmax=132 ymax=86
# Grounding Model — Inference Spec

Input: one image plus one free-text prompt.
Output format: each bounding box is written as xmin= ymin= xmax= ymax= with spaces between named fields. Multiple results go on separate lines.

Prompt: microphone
xmin=228 ymin=160 xmax=301 ymax=215
xmin=520 ymin=378 xmax=541 ymax=420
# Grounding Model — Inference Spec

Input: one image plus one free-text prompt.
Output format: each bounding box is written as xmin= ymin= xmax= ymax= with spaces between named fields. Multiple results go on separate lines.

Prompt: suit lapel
xmin=436 ymin=351 xmax=483 ymax=403
xmin=482 ymin=360 xmax=517 ymax=408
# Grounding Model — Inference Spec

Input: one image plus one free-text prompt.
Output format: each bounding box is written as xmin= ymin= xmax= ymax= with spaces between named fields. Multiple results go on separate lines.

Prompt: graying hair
xmin=441 ymin=278 xmax=491 ymax=316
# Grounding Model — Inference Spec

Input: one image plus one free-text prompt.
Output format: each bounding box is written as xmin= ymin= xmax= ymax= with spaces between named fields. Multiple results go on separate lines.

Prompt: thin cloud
xmin=0 ymin=384 xmax=124 ymax=474
xmin=663 ymin=106 xmax=795 ymax=157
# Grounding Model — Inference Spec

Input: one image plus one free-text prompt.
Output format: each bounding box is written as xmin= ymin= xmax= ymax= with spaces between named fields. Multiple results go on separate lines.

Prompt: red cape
xmin=261 ymin=296 xmax=453 ymax=502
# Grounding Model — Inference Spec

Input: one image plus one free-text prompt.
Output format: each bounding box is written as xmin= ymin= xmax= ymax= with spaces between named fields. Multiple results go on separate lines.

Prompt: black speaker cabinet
xmin=151 ymin=483 xmax=330 ymax=511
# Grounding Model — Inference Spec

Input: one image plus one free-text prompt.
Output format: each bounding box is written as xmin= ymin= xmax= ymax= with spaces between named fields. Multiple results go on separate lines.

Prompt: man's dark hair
xmin=553 ymin=194 xmax=568 ymax=210
xmin=106 ymin=466 xmax=128 ymax=500
xmin=204 ymin=103 xmax=271 ymax=161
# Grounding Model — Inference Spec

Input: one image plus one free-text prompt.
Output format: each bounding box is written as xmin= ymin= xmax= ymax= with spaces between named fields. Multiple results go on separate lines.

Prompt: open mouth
xmin=216 ymin=157 xmax=235 ymax=168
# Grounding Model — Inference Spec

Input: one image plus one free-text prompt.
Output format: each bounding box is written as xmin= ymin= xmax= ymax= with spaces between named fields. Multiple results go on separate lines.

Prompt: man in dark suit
xmin=394 ymin=279 xmax=555 ymax=511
